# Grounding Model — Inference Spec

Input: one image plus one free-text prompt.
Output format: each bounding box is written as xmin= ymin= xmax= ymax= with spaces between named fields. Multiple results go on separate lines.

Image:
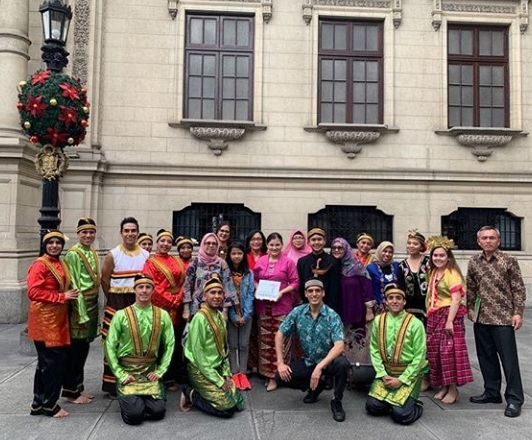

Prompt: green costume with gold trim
xmin=368 ymin=310 xmax=427 ymax=406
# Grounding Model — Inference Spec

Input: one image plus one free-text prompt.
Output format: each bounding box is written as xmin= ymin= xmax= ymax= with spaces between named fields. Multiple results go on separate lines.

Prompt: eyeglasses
xmin=331 ymin=246 xmax=344 ymax=251
xmin=205 ymin=242 xmax=218 ymax=246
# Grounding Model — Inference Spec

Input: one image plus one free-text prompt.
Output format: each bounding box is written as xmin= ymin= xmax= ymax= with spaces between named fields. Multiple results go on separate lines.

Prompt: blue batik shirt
xmin=280 ymin=303 xmax=344 ymax=367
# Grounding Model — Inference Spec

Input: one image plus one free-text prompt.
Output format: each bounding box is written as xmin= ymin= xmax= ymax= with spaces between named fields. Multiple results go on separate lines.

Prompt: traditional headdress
xmin=426 ymin=236 xmax=455 ymax=252
xmin=134 ymin=273 xmax=154 ymax=288
xmin=384 ymin=283 xmax=406 ymax=298
xmin=136 ymin=232 xmax=153 ymax=246
xmin=204 ymin=274 xmax=224 ymax=293
xmin=407 ymin=229 xmax=427 ymax=252
xmin=43 ymin=229 xmax=67 ymax=246
xmin=77 ymin=218 xmax=96 ymax=233
xmin=356 ymin=232 xmax=374 ymax=245
xmin=304 ymin=279 xmax=324 ymax=290
xmin=175 ymin=236 xmax=194 ymax=249
xmin=156 ymin=228 xmax=174 ymax=242
xmin=307 ymin=227 xmax=326 ymax=240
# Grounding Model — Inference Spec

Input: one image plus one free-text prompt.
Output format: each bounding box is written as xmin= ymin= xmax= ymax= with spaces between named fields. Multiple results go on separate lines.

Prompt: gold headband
xmin=175 ymin=236 xmax=194 ymax=248
xmin=384 ymin=286 xmax=406 ymax=298
xmin=156 ymin=230 xmax=174 ymax=242
xmin=204 ymin=276 xmax=224 ymax=293
xmin=134 ymin=276 xmax=154 ymax=288
xmin=357 ymin=233 xmax=374 ymax=244
xmin=308 ymin=227 xmax=326 ymax=239
xmin=136 ymin=234 xmax=153 ymax=245
xmin=77 ymin=224 xmax=96 ymax=233
xmin=43 ymin=230 xmax=66 ymax=243
xmin=427 ymin=235 xmax=455 ymax=252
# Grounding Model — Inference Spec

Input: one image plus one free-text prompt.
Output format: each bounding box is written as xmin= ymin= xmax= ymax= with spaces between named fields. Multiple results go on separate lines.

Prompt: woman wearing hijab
xmin=366 ymin=241 xmax=400 ymax=313
xmin=27 ymin=230 xmax=79 ymax=418
xmin=283 ymin=229 xmax=312 ymax=264
xmin=182 ymin=233 xmax=237 ymax=321
xmin=331 ymin=237 xmax=375 ymax=363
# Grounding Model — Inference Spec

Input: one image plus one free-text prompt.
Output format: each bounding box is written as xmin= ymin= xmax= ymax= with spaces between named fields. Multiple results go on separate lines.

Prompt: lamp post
xmin=36 ymin=0 xmax=72 ymax=254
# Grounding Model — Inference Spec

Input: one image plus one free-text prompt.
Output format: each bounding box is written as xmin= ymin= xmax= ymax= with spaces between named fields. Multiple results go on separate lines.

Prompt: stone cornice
xmin=302 ymin=0 xmax=402 ymax=28
xmin=432 ymin=0 xmax=529 ymax=32
xmin=168 ymin=0 xmax=273 ymax=23
xmin=169 ymin=119 xmax=267 ymax=155
xmin=436 ymin=127 xmax=527 ymax=161
xmin=305 ymin=124 xmax=399 ymax=159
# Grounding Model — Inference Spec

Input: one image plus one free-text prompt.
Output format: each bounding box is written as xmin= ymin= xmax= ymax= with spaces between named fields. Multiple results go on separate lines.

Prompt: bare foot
xmin=179 ymin=392 xmax=191 ymax=412
xmin=266 ymin=379 xmax=277 ymax=392
xmin=53 ymin=408 xmax=69 ymax=418
xmin=434 ymin=387 xmax=448 ymax=400
xmin=81 ymin=393 xmax=95 ymax=400
xmin=67 ymin=395 xmax=92 ymax=405
xmin=442 ymin=389 xmax=459 ymax=404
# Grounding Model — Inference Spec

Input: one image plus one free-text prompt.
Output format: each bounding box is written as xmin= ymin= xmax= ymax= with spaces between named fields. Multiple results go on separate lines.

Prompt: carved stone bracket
xmin=432 ymin=0 xmax=527 ymax=32
xmin=189 ymin=127 xmax=246 ymax=155
xmin=305 ymin=124 xmax=399 ymax=159
xmin=35 ymin=144 xmax=69 ymax=180
xmin=168 ymin=0 xmax=273 ymax=23
xmin=302 ymin=0 xmax=393 ymax=25
xmin=170 ymin=120 xmax=267 ymax=155
xmin=436 ymin=127 xmax=527 ymax=162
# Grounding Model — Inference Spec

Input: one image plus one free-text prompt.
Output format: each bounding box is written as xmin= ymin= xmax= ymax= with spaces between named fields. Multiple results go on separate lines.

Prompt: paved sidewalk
xmin=0 ymin=320 xmax=530 ymax=440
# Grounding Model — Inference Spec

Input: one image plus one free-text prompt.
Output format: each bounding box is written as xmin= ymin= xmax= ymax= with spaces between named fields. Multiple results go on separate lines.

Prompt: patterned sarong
xmin=258 ymin=304 xmax=291 ymax=379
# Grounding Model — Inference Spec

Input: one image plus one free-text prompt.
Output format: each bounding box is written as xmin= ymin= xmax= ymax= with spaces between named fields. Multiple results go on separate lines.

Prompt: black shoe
xmin=469 ymin=393 xmax=503 ymax=404
xmin=331 ymin=399 xmax=346 ymax=422
xmin=303 ymin=390 xmax=320 ymax=404
xmin=504 ymin=403 xmax=522 ymax=418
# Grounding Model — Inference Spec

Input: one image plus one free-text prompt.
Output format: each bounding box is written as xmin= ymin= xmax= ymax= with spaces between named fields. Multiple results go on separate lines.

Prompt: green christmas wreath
xmin=17 ymin=69 xmax=90 ymax=149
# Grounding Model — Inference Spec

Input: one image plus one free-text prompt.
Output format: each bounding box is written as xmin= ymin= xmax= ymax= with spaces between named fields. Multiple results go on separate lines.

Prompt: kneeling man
xmin=274 ymin=279 xmax=350 ymax=422
xmin=181 ymin=275 xmax=244 ymax=418
xmin=366 ymin=284 xmax=426 ymax=425
xmin=105 ymin=274 xmax=175 ymax=425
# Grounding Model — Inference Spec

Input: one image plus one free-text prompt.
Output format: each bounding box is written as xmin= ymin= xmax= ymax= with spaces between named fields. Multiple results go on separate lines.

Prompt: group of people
xmin=26 ymin=217 xmax=526 ymax=425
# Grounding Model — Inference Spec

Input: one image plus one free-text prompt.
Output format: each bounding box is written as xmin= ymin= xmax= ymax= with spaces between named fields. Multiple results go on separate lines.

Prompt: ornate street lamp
xmin=39 ymin=0 xmax=72 ymax=72
xmin=17 ymin=0 xmax=89 ymax=254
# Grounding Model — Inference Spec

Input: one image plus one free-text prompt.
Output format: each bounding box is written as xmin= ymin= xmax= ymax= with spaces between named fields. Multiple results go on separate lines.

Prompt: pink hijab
xmin=198 ymin=233 xmax=222 ymax=265
xmin=283 ymin=229 xmax=312 ymax=263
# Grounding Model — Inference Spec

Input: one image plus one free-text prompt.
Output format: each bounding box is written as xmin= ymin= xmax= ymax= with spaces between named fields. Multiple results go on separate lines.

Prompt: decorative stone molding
xmin=432 ymin=0 xmax=528 ymax=32
xmin=436 ymin=127 xmax=527 ymax=162
xmin=169 ymin=120 xmax=267 ymax=155
xmin=169 ymin=0 xmax=273 ymax=23
xmin=305 ymin=124 xmax=399 ymax=159
xmin=302 ymin=0 xmax=395 ymax=25
xmin=72 ymin=0 xmax=90 ymax=85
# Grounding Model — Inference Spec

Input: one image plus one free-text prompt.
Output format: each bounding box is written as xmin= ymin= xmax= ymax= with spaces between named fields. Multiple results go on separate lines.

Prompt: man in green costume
xmin=366 ymin=283 xmax=426 ymax=425
xmin=105 ymin=274 xmax=175 ymax=425
xmin=62 ymin=218 xmax=101 ymax=404
xmin=180 ymin=274 xmax=244 ymax=418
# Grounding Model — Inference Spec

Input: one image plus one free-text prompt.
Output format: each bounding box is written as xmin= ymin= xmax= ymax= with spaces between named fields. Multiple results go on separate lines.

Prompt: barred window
xmin=173 ymin=203 xmax=261 ymax=243
xmin=441 ymin=207 xmax=521 ymax=250
xmin=308 ymin=205 xmax=393 ymax=247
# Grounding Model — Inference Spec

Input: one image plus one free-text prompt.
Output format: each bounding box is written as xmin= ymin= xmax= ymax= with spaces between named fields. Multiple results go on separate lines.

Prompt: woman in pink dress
xmin=253 ymin=232 xmax=299 ymax=391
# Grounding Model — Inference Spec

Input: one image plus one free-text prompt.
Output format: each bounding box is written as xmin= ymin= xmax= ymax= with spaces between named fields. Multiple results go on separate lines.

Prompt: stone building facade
xmin=0 ymin=0 xmax=531 ymax=322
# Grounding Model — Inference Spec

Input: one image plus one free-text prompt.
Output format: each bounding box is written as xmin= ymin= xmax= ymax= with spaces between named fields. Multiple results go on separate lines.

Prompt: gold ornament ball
xmin=67 ymin=137 xmax=74 ymax=145
xmin=83 ymin=106 xmax=89 ymax=114
xmin=23 ymin=121 xmax=31 ymax=129
xmin=50 ymin=98 xmax=58 ymax=106
xmin=19 ymin=80 xmax=27 ymax=87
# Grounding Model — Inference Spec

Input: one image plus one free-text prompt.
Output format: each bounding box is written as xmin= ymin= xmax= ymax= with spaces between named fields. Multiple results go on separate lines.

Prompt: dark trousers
xmin=182 ymin=385 xmax=237 ymax=419
xmin=31 ymin=342 xmax=68 ymax=416
xmin=473 ymin=322 xmax=524 ymax=405
xmin=366 ymin=396 xmax=423 ymax=425
xmin=164 ymin=321 xmax=187 ymax=386
xmin=274 ymin=355 xmax=350 ymax=401
xmin=118 ymin=395 xmax=166 ymax=425
xmin=62 ymin=338 xmax=90 ymax=398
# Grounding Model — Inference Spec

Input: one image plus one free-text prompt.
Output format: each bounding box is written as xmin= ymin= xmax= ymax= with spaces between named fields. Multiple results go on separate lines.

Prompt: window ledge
xmin=435 ymin=127 xmax=528 ymax=162
xmin=169 ymin=120 xmax=267 ymax=156
xmin=305 ymin=124 xmax=399 ymax=159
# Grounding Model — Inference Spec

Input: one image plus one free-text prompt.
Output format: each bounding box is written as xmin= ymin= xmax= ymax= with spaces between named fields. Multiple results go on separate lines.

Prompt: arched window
xmin=173 ymin=203 xmax=261 ymax=243
xmin=308 ymin=205 xmax=393 ymax=246
xmin=441 ymin=208 xmax=521 ymax=250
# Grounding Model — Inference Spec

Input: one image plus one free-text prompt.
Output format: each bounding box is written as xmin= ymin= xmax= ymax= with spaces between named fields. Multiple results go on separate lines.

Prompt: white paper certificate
xmin=255 ymin=280 xmax=281 ymax=301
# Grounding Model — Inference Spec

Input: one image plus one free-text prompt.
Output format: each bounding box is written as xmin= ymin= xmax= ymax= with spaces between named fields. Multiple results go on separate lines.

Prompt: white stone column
xmin=0 ymin=0 xmax=31 ymax=137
